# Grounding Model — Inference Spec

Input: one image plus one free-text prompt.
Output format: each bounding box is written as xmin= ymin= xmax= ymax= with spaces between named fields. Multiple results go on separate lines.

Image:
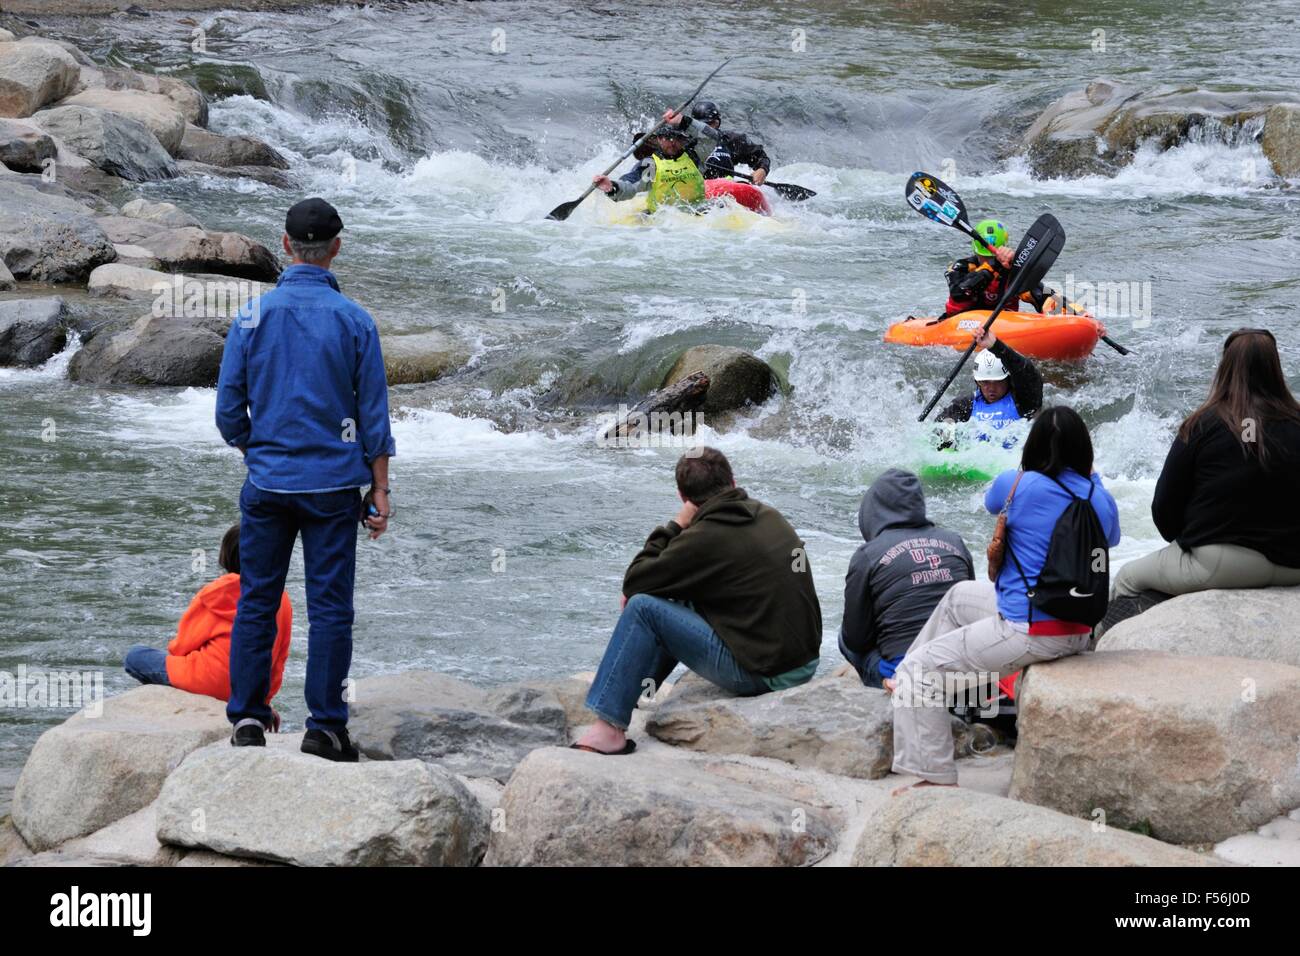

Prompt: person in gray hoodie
xmin=839 ymin=469 xmax=974 ymax=687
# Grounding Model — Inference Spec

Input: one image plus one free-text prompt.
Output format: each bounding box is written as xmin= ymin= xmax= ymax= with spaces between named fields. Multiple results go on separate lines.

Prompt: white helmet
xmin=973 ymin=350 xmax=1009 ymax=382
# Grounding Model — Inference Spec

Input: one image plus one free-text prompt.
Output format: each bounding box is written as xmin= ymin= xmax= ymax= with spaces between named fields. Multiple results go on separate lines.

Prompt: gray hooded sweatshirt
xmin=840 ymin=469 xmax=974 ymax=666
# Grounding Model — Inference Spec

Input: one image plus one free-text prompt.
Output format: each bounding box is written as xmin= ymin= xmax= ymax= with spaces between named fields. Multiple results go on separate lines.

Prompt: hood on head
xmin=858 ymin=468 xmax=930 ymax=541
xmin=197 ymin=573 xmax=241 ymax=621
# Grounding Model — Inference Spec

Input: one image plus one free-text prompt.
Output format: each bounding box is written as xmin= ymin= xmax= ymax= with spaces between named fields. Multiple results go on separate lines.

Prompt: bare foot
xmin=573 ymin=720 xmax=627 ymax=755
xmin=891 ymin=779 xmax=958 ymax=797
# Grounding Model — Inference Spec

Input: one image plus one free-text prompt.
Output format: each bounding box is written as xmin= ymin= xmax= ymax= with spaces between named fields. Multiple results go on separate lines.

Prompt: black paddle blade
xmin=769 ymin=181 xmax=816 ymax=201
xmin=904 ymin=171 xmax=967 ymax=228
xmin=546 ymin=199 xmax=582 ymax=222
xmin=1008 ymin=213 xmax=1065 ymax=292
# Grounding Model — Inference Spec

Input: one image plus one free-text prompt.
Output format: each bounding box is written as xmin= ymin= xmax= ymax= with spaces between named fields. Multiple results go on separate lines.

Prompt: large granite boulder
xmin=662 ymin=344 xmax=775 ymax=414
xmin=1009 ymin=650 xmax=1300 ymax=844
xmin=0 ymin=117 xmax=56 ymax=172
xmin=0 ymin=297 xmax=68 ymax=366
xmin=59 ymin=88 xmax=188 ymax=155
xmin=349 ymin=671 xmax=567 ymax=782
xmin=11 ymin=686 xmax=229 ymax=851
xmin=68 ymin=311 xmax=229 ymax=387
xmin=155 ymin=741 xmax=489 ymax=867
xmin=1098 ymin=586 xmax=1300 ymax=668
xmin=0 ymin=38 xmax=80 ymax=118
xmin=0 ymin=181 xmax=116 ymax=282
xmin=88 ymin=65 xmax=208 ymax=128
xmin=132 ymin=226 xmax=281 ymax=282
xmin=1261 ymin=103 xmax=1300 ymax=178
xmin=484 ymin=747 xmax=839 ymax=866
xmin=30 ymin=104 xmax=177 ymax=181
xmin=852 ymin=786 xmax=1220 ymax=866
xmin=178 ymin=123 xmax=288 ymax=169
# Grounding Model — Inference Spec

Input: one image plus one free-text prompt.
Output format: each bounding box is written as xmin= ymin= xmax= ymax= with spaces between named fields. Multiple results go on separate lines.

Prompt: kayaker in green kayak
xmin=935 ymin=326 xmax=1042 ymax=448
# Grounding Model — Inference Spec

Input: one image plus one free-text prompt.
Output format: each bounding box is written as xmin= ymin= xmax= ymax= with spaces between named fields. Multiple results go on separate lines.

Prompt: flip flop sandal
xmin=568 ymin=740 xmax=637 ymax=756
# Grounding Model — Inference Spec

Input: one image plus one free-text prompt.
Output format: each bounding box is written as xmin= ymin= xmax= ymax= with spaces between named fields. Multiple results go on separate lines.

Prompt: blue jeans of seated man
xmin=838 ymin=634 xmax=886 ymax=689
xmin=585 ymin=593 xmax=770 ymax=730
xmin=228 ymin=478 xmax=360 ymax=732
xmin=124 ymin=645 xmax=171 ymax=686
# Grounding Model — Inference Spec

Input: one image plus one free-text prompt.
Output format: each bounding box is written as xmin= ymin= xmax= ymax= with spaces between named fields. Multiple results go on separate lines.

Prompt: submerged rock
xmin=0 ymin=37 xmax=81 ymax=118
xmin=0 ymin=297 xmax=68 ymax=366
xmin=1009 ymin=650 xmax=1300 ymax=845
xmin=30 ymin=104 xmax=177 ymax=181
xmin=663 ymin=344 xmax=775 ymax=414
xmin=484 ymin=747 xmax=838 ymax=866
xmin=380 ymin=330 xmax=469 ymax=385
xmin=852 ymin=785 xmax=1220 ymax=866
xmin=11 ymin=685 xmax=229 ymax=852
xmin=155 ymin=741 xmax=489 ymax=867
xmin=0 ymin=181 xmax=116 ymax=282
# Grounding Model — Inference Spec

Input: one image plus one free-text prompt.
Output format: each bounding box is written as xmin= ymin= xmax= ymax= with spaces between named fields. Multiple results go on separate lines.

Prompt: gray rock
xmin=174 ymin=850 xmax=285 ymax=867
xmin=1098 ymin=586 xmax=1300 ymax=668
xmin=30 ymin=104 xmax=177 ymax=181
xmin=852 ymin=786 xmax=1221 ymax=866
xmin=485 ymin=747 xmax=838 ymax=866
xmin=120 ymin=197 xmax=201 ymax=229
xmin=11 ymin=685 xmax=230 ymax=852
xmin=0 ymin=38 xmax=80 ymax=118
xmin=517 ymin=675 xmax=594 ymax=735
xmin=59 ymin=88 xmax=188 ymax=155
xmin=0 ymin=181 xmax=116 ymax=282
xmin=57 ymin=801 xmax=184 ymax=866
xmin=133 ymin=226 xmax=280 ymax=282
xmin=94 ymin=66 xmax=208 ymax=128
xmin=0 ymin=816 xmax=33 ymax=866
xmin=1009 ymin=650 xmax=1300 ymax=845
xmin=178 ymin=123 xmax=287 ymax=169
xmin=95 ymin=215 xmax=170 ymax=246
xmin=1262 ymin=103 xmax=1300 ymax=178
xmin=0 ymin=117 xmax=56 ymax=172
xmin=177 ymin=158 xmax=293 ymax=190
xmin=662 ymin=344 xmax=775 ymax=414
xmin=68 ymin=312 xmax=228 ymax=387
xmin=349 ymin=671 xmax=567 ymax=783
xmin=155 ymin=744 xmax=489 ymax=867
xmin=0 ymin=256 xmax=14 ymax=291
xmin=381 ymin=330 xmax=469 ymax=385
xmin=0 ymin=297 xmax=68 ymax=366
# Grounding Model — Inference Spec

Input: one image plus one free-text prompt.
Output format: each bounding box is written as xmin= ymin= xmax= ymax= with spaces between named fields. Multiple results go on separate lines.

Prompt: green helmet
xmin=972 ymin=219 xmax=1008 ymax=257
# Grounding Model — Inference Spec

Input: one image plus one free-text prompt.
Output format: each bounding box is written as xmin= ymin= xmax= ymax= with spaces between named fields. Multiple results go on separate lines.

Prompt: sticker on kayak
xmin=957 ymin=319 xmax=981 ymax=330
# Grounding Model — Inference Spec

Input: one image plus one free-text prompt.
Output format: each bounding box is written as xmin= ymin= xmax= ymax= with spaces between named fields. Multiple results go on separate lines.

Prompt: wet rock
xmin=1261 ymin=103 xmax=1300 ymax=178
xmin=663 ymin=344 xmax=775 ymax=414
xmin=155 ymin=744 xmax=489 ymax=867
xmin=30 ymin=104 xmax=177 ymax=181
xmin=852 ymin=786 xmax=1220 ymax=866
xmin=0 ymin=37 xmax=80 ymax=118
xmin=484 ymin=747 xmax=838 ymax=866
xmin=11 ymin=685 xmax=229 ymax=852
xmin=601 ymin=370 xmax=709 ymax=445
xmin=380 ymin=330 xmax=469 ymax=385
xmin=177 ymin=158 xmax=293 ymax=189
xmin=0 ymin=117 xmax=56 ymax=172
xmin=178 ymin=123 xmax=287 ymax=169
xmin=0 ymin=181 xmax=116 ymax=282
xmin=1098 ymin=586 xmax=1300 ymax=669
xmin=132 ymin=226 xmax=281 ymax=282
xmin=68 ymin=311 xmax=229 ymax=386
xmin=0 ymin=297 xmax=68 ymax=366
xmin=349 ymin=671 xmax=567 ymax=783
xmin=1009 ymin=650 xmax=1300 ymax=844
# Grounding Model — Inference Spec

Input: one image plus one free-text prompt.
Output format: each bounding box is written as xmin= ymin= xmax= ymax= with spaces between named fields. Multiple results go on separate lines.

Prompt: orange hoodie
xmin=165 ymin=573 xmax=292 ymax=703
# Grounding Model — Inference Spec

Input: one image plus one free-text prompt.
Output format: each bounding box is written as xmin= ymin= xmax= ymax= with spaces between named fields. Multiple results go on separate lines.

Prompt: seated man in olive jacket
xmin=573 ymin=447 xmax=823 ymax=755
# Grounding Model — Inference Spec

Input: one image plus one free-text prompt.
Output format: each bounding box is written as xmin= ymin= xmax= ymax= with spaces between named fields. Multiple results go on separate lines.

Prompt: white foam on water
xmin=0 ymin=334 xmax=80 ymax=387
xmin=95 ymin=387 xmax=226 ymax=449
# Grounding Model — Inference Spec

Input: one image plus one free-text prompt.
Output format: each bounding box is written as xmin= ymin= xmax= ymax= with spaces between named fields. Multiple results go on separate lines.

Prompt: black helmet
xmin=649 ymin=124 xmax=688 ymax=143
xmin=692 ymin=100 xmax=721 ymax=125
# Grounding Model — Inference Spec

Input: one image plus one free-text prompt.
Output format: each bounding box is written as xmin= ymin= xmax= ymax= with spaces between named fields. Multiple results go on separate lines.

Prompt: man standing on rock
xmin=216 ymin=197 xmax=394 ymax=762
xmin=573 ymin=447 xmax=822 ymax=755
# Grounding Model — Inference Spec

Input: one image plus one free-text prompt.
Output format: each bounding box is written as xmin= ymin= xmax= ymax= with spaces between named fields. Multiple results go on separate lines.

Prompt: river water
xmin=2 ymin=0 xmax=1299 ymax=807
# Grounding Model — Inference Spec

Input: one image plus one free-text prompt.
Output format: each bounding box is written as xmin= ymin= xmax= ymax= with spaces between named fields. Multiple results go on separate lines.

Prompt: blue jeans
xmin=585 ymin=594 xmax=769 ymax=730
xmin=837 ymin=634 xmax=901 ymax=689
xmin=124 ymin=645 xmax=171 ymax=686
xmin=228 ymin=479 xmax=360 ymax=732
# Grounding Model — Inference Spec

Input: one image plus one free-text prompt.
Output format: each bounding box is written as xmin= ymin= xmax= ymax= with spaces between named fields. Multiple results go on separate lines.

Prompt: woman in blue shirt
xmin=889 ymin=406 xmax=1121 ymax=790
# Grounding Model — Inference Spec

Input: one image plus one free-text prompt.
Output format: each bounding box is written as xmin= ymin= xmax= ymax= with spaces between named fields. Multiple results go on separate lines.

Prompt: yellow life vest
xmin=646 ymin=153 xmax=705 ymax=213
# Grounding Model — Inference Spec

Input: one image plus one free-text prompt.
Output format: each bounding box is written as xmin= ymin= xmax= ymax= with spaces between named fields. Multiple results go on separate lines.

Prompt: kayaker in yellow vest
xmin=593 ymin=110 xmax=715 ymax=213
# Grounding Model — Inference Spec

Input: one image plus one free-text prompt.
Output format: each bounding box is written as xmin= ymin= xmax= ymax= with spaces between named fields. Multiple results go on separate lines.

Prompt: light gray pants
xmin=1113 ymin=542 xmax=1300 ymax=598
xmin=890 ymin=580 xmax=1089 ymax=785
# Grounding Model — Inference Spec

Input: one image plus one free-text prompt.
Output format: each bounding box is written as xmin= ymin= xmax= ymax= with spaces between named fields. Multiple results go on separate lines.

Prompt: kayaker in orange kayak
xmin=942 ymin=219 xmax=1054 ymax=318
xmin=936 ymin=326 xmax=1042 ymax=444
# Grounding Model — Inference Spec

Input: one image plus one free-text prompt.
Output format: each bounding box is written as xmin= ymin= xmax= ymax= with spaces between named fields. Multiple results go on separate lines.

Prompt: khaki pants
xmin=1114 ymin=542 xmax=1300 ymax=598
xmin=891 ymin=581 xmax=1089 ymax=785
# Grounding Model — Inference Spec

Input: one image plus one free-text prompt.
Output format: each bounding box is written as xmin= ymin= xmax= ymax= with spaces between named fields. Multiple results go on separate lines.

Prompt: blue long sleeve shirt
xmin=216 ymin=264 xmax=395 ymax=493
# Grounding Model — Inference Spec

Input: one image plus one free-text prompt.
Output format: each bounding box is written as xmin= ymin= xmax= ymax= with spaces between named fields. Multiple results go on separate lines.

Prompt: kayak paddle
xmin=729 ymin=169 xmax=816 ymax=201
xmin=904 ymin=171 xmax=1132 ymax=356
xmin=918 ymin=213 xmax=1066 ymax=422
xmin=545 ymin=58 xmax=734 ymax=222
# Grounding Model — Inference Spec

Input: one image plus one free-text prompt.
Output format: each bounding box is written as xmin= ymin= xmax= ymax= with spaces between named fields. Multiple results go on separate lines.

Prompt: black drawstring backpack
xmin=1007 ymin=475 xmax=1110 ymax=626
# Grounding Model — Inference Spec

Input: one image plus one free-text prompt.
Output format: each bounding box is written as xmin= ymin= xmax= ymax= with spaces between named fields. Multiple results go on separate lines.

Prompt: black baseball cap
xmin=285 ymin=198 xmax=343 ymax=242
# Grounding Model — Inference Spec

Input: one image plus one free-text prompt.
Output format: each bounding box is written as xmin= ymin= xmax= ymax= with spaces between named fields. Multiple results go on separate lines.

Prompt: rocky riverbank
xmin=3 ymin=585 xmax=1299 ymax=867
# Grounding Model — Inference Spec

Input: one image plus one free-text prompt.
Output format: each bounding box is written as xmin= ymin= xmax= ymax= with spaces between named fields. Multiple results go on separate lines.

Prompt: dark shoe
xmin=569 ymin=740 xmax=636 ymax=756
xmin=301 ymin=728 xmax=360 ymax=762
xmin=231 ymin=718 xmax=266 ymax=748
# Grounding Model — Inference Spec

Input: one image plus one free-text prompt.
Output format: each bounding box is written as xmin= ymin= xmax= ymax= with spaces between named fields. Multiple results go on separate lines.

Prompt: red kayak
xmin=704 ymin=179 xmax=771 ymax=215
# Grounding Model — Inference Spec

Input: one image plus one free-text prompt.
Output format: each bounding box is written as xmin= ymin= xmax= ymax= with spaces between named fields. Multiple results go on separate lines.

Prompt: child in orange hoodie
xmin=124 ymin=525 xmax=293 ymax=717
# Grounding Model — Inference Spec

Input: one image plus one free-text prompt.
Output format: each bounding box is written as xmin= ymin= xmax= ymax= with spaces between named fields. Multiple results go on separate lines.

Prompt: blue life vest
xmin=970 ymin=390 xmax=1021 ymax=447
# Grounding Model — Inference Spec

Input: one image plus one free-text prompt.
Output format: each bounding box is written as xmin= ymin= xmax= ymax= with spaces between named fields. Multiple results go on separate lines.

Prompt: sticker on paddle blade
xmin=906 ymin=175 xmax=961 ymax=225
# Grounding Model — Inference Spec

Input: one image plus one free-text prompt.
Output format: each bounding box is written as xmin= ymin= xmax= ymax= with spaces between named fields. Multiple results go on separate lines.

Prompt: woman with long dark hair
xmin=1099 ymin=328 xmax=1300 ymax=634
xmin=888 ymin=405 xmax=1120 ymax=791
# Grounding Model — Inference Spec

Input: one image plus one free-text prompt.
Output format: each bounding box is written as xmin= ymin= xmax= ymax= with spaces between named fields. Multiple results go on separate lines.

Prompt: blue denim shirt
xmin=216 ymin=264 xmax=396 ymax=493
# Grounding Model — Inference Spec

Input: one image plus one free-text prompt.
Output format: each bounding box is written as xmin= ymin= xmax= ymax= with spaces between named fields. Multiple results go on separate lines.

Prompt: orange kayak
xmin=704 ymin=179 xmax=771 ymax=215
xmin=884 ymin=310 xmax=1101 ymax=361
